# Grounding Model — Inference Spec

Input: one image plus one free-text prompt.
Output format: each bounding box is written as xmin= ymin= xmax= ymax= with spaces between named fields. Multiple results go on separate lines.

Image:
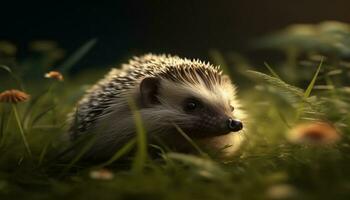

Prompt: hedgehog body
xmin=69 ymin=54 xmax=245 ymax=159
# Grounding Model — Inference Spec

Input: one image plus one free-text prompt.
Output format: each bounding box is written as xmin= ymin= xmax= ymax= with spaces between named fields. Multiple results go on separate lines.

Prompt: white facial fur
xmin=156 ymin=76 xmax=246 ymax=157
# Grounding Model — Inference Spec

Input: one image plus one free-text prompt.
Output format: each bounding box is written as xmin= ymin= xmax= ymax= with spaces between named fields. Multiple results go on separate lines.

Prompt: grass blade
xmin=303 ymin=58 xmax=323 ymax=99
xmin=22 ymin=88 xmax=50 ymax=125
xmin=247 ymin=70 xmax=304 ymax=97
xmin=0 ymin=105 xmax=5 ymax=143
xmin=0 ymin=65 xmax=24 ymax=90
xmin=277 ymin=110 xmax=292 ymax=128
xmin=0 ymin=108 xmax=12 ymax=148
xmin=264 ymin=62 xmax=281 ymax=79
xmin=96 ymin=139 xmax=136 ymax=168
xmin=172 ymin=123 xmax=206 ymax=156
xmin=128 ymin=98 xmax=148 ymax=173
xmin=38 ymin=142 xmax=50 ymax=165
xmin=59 ymin=38 xmax=98 ymax=73
xmin=30 ymin=105 xmax=56 ymax=127
xmin=296 ymin=58 xmax=323 ymax=120
xmin=12 ymin=104 xmax=32 ymax=157
xmin=60 ymin=134 xmax=97 ymax=175
xmin=167 ymin=153 xmax=228 ymax=180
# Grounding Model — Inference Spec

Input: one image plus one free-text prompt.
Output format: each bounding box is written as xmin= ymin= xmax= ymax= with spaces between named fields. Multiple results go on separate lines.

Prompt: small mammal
xmin=68 ymin=54 xmax=245 ymax=159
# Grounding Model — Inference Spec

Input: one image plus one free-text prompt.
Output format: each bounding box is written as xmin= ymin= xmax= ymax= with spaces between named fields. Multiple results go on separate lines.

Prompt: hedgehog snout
xmin=227 ymin=118 xmax=243 ymax=132
xmin=196 ymin=115 xmax=242 ymax=136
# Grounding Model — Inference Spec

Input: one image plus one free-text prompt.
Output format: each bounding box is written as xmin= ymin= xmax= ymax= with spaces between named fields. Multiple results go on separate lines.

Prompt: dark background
xmin=1 ymin=0 xmax=350 ymax=69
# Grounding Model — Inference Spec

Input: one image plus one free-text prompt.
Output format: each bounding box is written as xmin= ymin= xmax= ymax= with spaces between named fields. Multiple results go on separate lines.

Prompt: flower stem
xmin=12 ymin=104 xmax=32 ymax=157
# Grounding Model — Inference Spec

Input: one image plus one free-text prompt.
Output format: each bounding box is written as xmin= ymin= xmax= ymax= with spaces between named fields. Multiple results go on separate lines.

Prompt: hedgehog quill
xmin=68 ymin=54 xmax=246 ymax=160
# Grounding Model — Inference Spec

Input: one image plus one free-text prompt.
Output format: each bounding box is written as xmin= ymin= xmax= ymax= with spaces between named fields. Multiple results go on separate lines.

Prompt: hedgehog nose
xmin=227 ymin=118 xmax=243 ymax=132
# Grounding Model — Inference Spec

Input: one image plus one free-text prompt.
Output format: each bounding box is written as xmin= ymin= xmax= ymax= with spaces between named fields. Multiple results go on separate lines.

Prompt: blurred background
xmin=2 ymin=0 xmax=350 ymax=70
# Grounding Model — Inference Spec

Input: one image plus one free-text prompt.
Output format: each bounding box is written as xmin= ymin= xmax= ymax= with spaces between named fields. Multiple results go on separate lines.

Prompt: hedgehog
xmin=68 ymin=54 xmax=246 ymax=160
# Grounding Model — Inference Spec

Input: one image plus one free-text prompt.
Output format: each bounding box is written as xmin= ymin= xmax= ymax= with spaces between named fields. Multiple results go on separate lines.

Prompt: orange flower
xmin=288 ymin=121 xmax=340 ymax=145
xmin=0 ymin=89 xmax=30 ymax=104
xmin=45 ymin=71 xmax=64 ymax=81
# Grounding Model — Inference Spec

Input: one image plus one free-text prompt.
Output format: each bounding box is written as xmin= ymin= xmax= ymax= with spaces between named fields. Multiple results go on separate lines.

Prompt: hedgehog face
xmin=180 ymin=95 xmax=243 ymax=137
xmin=139 ymin=76 xmax=244 ymax=138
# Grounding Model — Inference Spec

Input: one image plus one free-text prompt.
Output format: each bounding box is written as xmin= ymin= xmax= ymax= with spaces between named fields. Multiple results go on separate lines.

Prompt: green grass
xmin=0 ymin=38 xmax=350 ymax=200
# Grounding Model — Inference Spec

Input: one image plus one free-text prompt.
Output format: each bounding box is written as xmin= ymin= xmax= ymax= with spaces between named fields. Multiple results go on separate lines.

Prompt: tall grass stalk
xmin=0 ymin=65 xmax=24 ymax=91
xmin=128 ymin=98 xmax=148 ymax=173
xmin=96 ymin=139 xmax=136 ymax=168
xmin=12 ymin=104 xmax=32 ymax=157
xmin=0 ymin=108 xmax=12 ymax=148
xmin=0 ymin=105 xmax=4 ymax=142
xmin=296 ymin=58 xmax=323 ymax=120
xmin=172 ymin=123 xmax=206 ymax=157
xmin=59 ymin=38 xmax=98 ymax=73
xmin=38 ymin=142 xmax=50 ymax=165
xmin=264 ymin=62 xmax=281 ymax=79
xmin=60 ymin=134 xmax=97 ymax=175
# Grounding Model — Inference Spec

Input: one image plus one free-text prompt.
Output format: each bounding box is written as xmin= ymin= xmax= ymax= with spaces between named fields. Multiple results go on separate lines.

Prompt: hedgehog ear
xmin=140 ymin=77 xmax=160 ymax=106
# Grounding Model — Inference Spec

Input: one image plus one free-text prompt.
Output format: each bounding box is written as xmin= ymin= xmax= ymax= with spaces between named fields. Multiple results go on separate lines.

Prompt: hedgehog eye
xmin=230 ymin=105 xmax=235 ymax=111
xmin=183 ymin=98 xmax=202 ymax=112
